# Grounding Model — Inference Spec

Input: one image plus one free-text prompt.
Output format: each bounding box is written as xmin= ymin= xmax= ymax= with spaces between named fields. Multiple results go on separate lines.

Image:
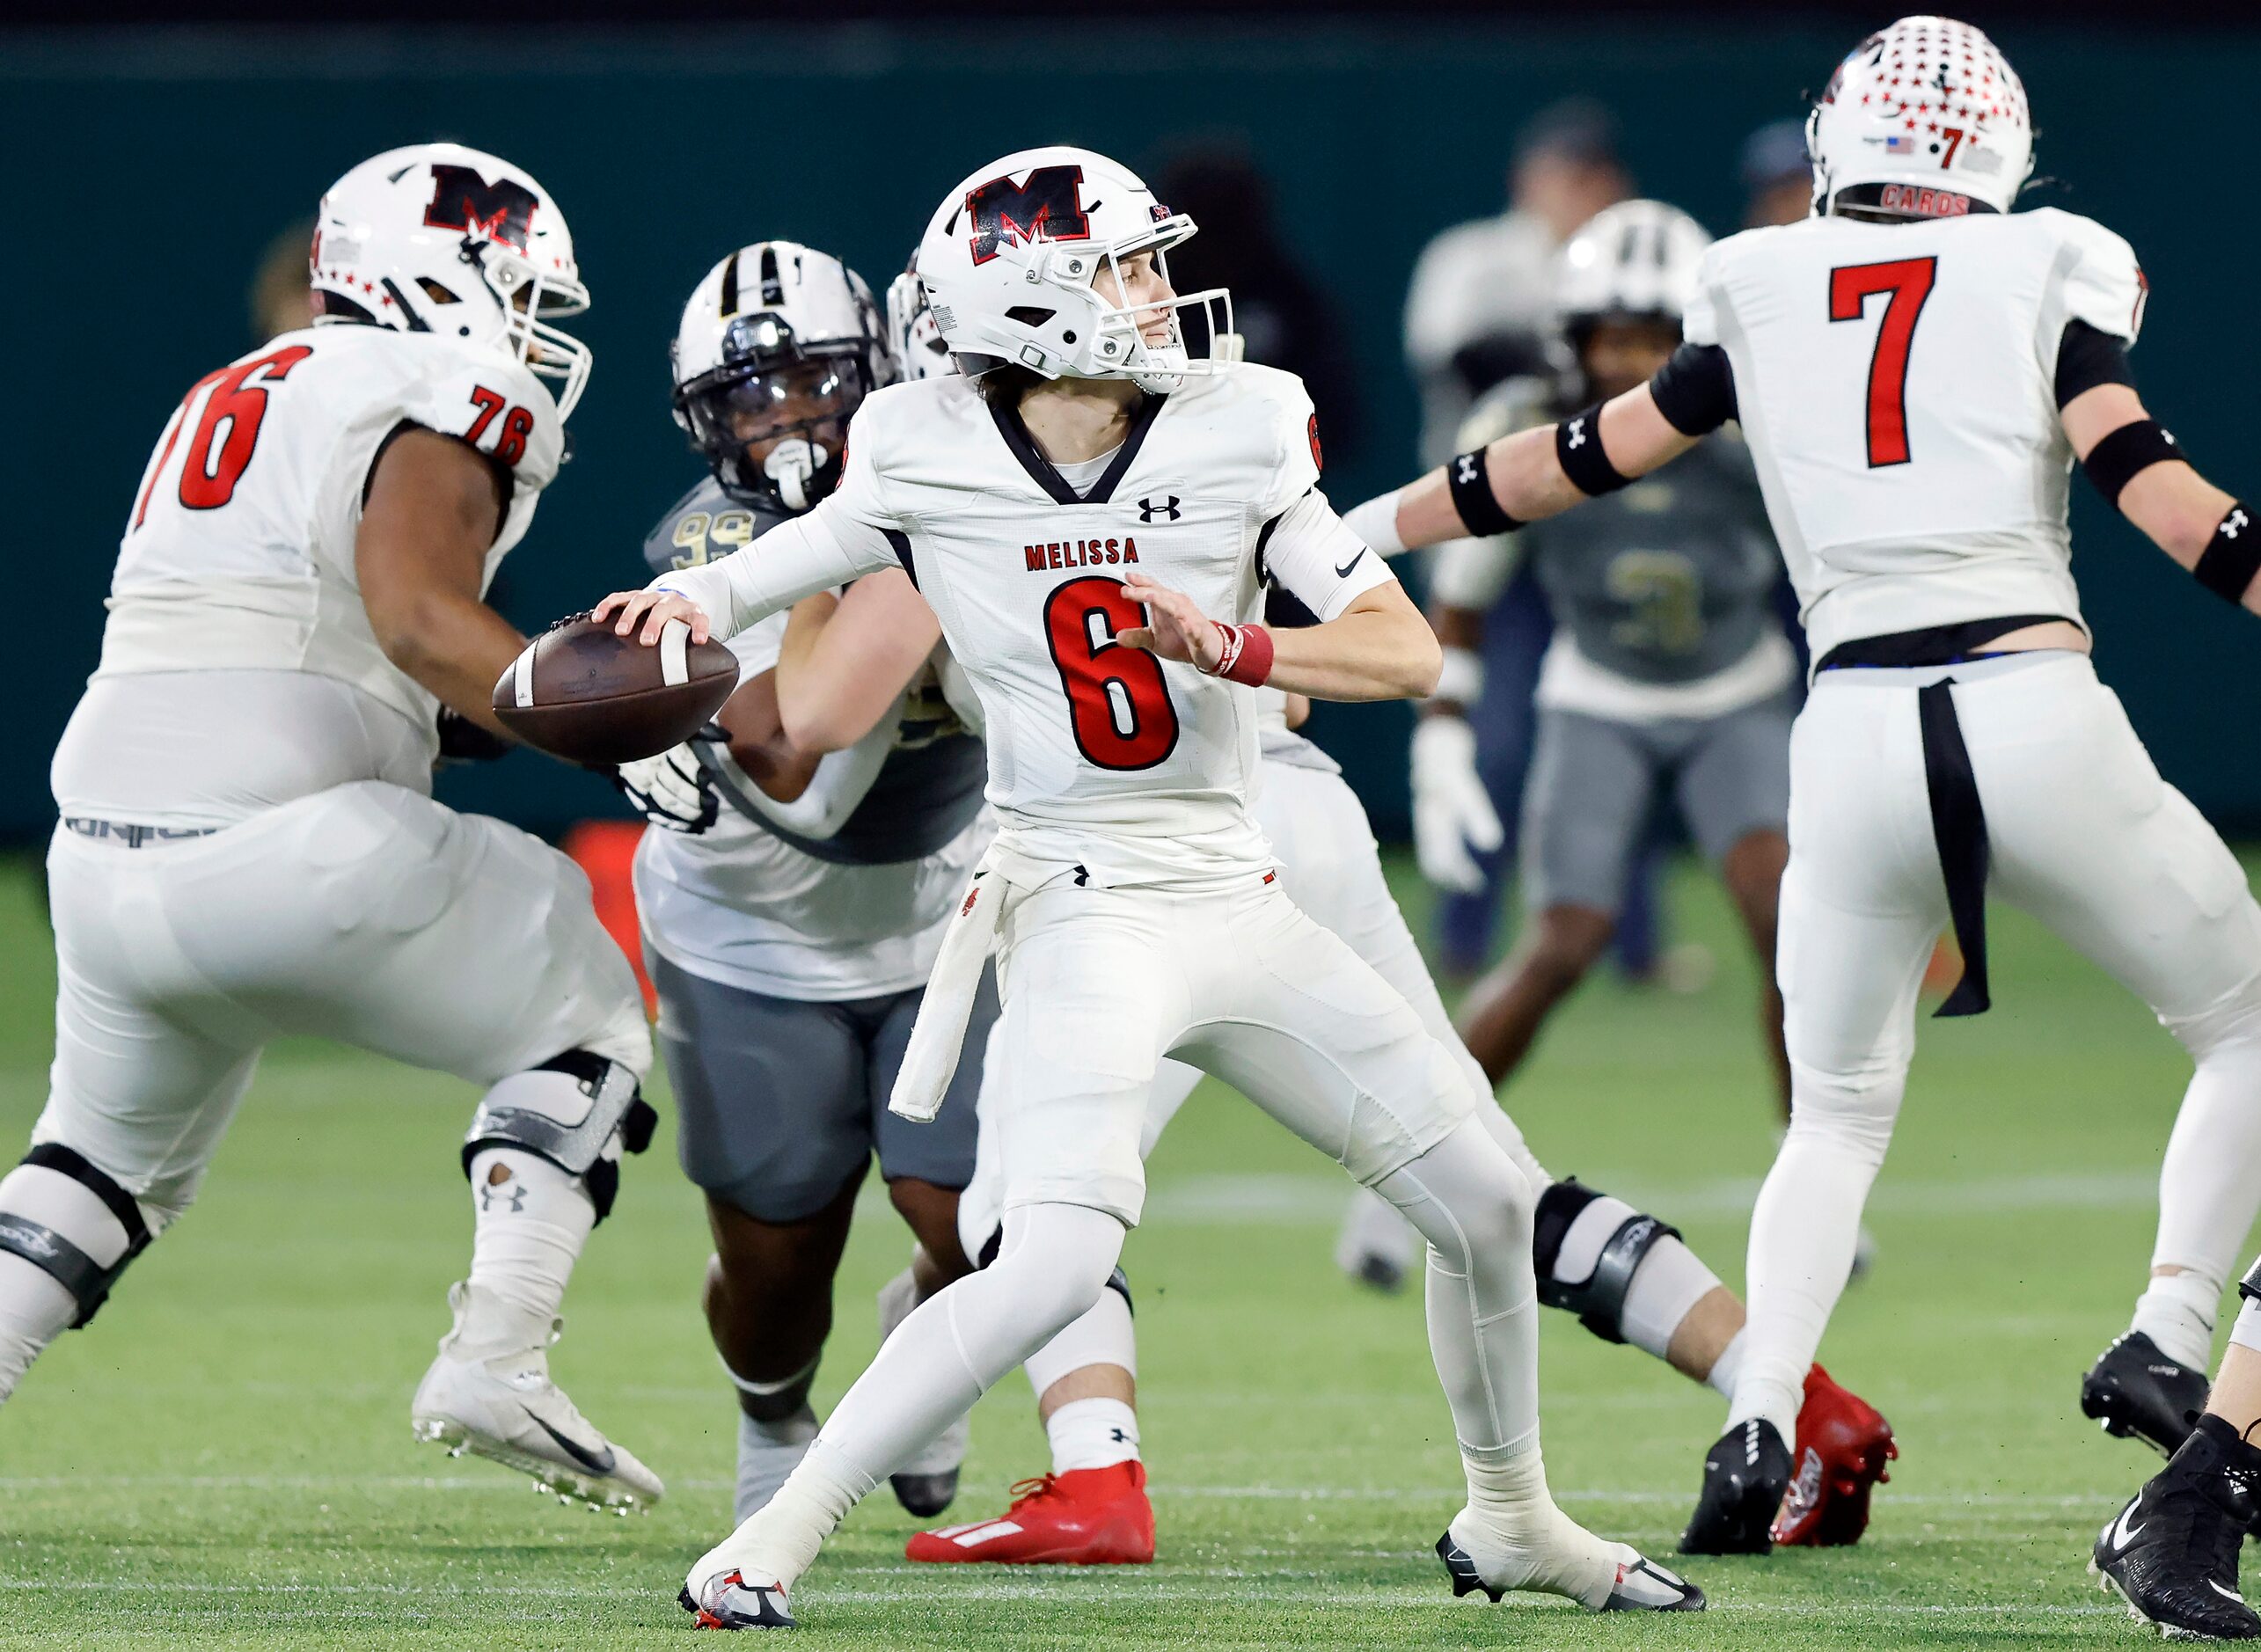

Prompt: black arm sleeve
xmin=2054 ymin=318 xmax=2136 ymax=409
xmin=1648 ymin=342 xmax=1738 ymax=436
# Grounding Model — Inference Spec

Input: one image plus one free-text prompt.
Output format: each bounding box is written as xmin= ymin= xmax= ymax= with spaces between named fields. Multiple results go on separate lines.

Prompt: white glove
xmin=613 ymin=737 xmax=719 ymax=834
xmin=1411 ymin=715 xmax=1504 ymax=894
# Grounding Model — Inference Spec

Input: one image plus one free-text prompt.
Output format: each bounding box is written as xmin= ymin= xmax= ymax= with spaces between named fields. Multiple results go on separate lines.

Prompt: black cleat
xmin=890 ymin=1468 xmax=960 ymax=1519
xmin=1681 ymin=1418 xmax=1792 ymax=1555
xmin=1438 ymin=1530 xmax=1504 ymax=1601
xmin=2084 ymin=1332 xmax=2211 ymax=1457
xmin=2093 ymin=1415 xmax=2261 ymax=1641
xmin=681 ymin=1571 xmax=795 ymax=1631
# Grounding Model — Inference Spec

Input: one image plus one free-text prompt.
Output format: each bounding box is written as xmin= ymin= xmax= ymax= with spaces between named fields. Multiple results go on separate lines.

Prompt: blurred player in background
xmin=1409 ymin=201 xmax=1793 ymax=1122
xmin=248 ymin=218 xmax=318 ymax=341
xmin=1739 ymin=121 xmax=1816 ymax=230
xmin=1350 ymin=15 xmax=2261 ymax=1553
xmin=611 ymin=143 xmax=1709 ymax=1626
xmin=778 ymin=266 xmax=1890 ymax=1570
xmin=4 ymin=143 xmax=663 ymax=1509
xmin=1402 ymin=99 xmax=1631 ymax=463
xmin=610 ymin=243 xmax=993 ymax=1524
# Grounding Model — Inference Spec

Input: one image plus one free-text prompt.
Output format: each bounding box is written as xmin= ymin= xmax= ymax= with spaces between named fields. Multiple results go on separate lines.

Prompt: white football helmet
xmin=1554 ymin=200 xmax=1712 ymax=341
xmin=914 ymin=145 xmax=1233 ymax=395
xmin=670 ymin=242 xmax=893 ymax=512
xmin=885 ymin=259 xmax=956 ymax=383
xmin=1807 ymin=17 xmax=2034 ymax=219
xmin=312 ymin=143 xmax=592 ymax=418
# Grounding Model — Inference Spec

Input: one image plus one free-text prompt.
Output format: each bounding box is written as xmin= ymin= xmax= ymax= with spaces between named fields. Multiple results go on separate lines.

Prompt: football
xmin=491 ymin=612 xmax=739 ymax=765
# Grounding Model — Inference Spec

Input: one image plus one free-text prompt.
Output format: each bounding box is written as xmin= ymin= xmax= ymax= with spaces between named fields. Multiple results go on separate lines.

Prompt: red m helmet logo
xmin=422 ymin=164 xmax=539 ymax=253
xmin=965 ymin=165 xmax=1090 ymax=266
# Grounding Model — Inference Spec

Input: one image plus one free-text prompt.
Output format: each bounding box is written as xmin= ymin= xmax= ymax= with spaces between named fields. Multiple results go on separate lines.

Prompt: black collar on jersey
xmin=988 ymin=391 xmax=1165 ymax=506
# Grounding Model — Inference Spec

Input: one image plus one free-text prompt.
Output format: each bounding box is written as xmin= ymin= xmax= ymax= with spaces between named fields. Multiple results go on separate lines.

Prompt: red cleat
xmin=1771 ymin=1363 xmax=1898 ymax=1547
xmin=904 ymin=1461 xmax=1154 ymax=1565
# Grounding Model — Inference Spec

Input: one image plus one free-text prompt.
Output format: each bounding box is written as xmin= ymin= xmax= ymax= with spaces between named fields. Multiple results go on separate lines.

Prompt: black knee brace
xmin=460 ymin=1050 xmax=657 ymax=1224
xmin=1531 ymin=1177 xmax=1679 ymax=1346
xmin=0 ymin=1144 xmax=152 ymax=1328
xmin=2240 ymin=1256 xmax=2261 ymax=1306
xmin=974 ymin=1223 xmax=1132 ymax=1315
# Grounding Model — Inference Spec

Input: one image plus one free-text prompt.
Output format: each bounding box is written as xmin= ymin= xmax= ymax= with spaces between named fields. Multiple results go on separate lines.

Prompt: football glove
xmin=1411 ymin=714 xmax=1504 ymax=894
xmin=435 ymin=708 xmax=514 ymax=765
xmin=613 ymin=730 xmax=721 ymax=835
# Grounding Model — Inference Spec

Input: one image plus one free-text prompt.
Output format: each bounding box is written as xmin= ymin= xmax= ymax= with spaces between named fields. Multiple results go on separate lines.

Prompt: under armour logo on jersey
xmin=479 ymin=1182 xmax=527 ymax=1215
xmin=1454 ymin=454 xmax=1479 ymax=485
xmin=1138 ymin=496 xmax=1182 ymax=523
xmin=1109 ymin=1428 xmax=1130 ymax=1443
xmin=2223 ymin=508 xmax=2250 ymax=541
xmin=1565 ymin=416 xmax=1589 ymax=450
xmin=1072 ymin=864 xmax=1090 ymax=887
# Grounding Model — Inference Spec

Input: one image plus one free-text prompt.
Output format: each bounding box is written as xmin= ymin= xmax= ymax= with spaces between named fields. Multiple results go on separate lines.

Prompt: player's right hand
xmin=592 ymin=588 xmax=712 ymax=646
xmin=612 ymin=735 xmax=721 ymax=835
xmin=1411 ymin=714 xmax=1504 ymax=893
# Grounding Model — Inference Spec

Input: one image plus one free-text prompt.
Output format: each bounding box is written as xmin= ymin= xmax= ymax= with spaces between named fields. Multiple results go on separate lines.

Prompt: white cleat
xmin=875 ymin=1267 xmax=967 ymax=1517
xmin=1437 ymin=1507 xmax=1705 ymax=1612
xmin=411 ymin=1282 xmax=662 ymax=1512
xmin=684 ymin=1526 xmax=800 ymax=1631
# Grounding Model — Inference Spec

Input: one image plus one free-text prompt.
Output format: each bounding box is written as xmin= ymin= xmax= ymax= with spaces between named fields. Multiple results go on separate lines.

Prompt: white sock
xmin=1705 ymin=1328 xmax=1749 ymax=1401
xmin=718 ymin=1437 xmax=873 ymax=1588
xmin=461 ymin=1149 xmax=592 ymax=1346
xmin=1046 ymin=1396 xmax=1138 ymax=1473
xmin=2132 ymin=1271 xmax=2220 ymax=1372
xmin=1454 ymin=1441 xmax=1613 ymax=1607
xmin=1730 ymin=1079 xmax=1894 ymax=1445
xmin=0 ymin=1159 xmax=146 ymax=1405
xmin=0 ymin=1256 xmax=75 ymax=1406
xmin=1460 ymin=1440 xmax=1558 ymax=1542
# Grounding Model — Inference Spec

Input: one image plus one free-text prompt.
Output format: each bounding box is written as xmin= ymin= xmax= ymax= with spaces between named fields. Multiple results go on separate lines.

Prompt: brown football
xmin=492 ymin=612 xmax=739 ymax=766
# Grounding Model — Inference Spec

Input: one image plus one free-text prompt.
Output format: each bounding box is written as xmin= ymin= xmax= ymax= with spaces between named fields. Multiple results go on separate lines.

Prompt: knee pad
xmin=1531 ymin=1177 xmax=1678 ymax=1346
xmin=0 ymin=1145 xmax=152 ymax=1329
xmin=462 ymin=1050 xmax=656 ymax=1223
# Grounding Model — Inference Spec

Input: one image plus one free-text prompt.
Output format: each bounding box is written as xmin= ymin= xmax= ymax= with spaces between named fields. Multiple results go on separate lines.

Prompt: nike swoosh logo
xmin=528 ymin=1410 xmax=617 ymax=1476
xmin=2215 ymin=1580 xmax=2246 ymax=1602
xmin=2110 ymin=1502 xmax=2147 ymax=1551
xmin=1335 ymin=548 xmax=1368 ymax=577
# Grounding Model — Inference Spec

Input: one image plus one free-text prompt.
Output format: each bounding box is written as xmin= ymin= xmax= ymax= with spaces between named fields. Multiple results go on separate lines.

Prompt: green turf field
xmin=0 ymin=844 xmax=2239 ymax=1648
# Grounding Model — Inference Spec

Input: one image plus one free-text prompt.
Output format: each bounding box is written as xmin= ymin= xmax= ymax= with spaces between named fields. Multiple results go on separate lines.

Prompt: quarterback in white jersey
xmin=1352 ymin=16 xmax=2261 ymax=1554
xmin=7 ymin=143 xmax=662 ymax=1509
xmin=604 ymin=146 xmax=1704 ymax=1626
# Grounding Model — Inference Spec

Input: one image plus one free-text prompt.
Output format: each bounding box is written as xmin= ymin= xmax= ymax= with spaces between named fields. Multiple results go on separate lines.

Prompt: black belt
xmin=62 ymin=816 xmax=217 ymax=847
xmin=1815 ymin=616 xmax=2084 ymax=1019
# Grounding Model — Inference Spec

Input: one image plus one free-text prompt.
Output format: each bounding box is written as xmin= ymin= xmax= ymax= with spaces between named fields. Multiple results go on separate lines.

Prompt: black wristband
xmin=1445 ymin=447 xmax=1522 ymax=537
xmin=2193 ymin=502 xmax=2261 ymax=605
xmin=2082 ymin=419 xmax=2187 ymax=508
xmin=1555 ymin=404 xmax=1631 ymax=496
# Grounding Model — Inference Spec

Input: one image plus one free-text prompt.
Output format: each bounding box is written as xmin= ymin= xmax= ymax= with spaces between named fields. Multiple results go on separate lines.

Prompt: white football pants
xmin=32 ymin=779 xmax=651 ymax=1217
xmin=1732 ymin=654 xmax=2261 ymax=1440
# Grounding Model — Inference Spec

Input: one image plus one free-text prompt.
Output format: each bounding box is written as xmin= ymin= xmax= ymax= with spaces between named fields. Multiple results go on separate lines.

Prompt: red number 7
xmin=1829 ymin=257 xmax=1937 ymax=468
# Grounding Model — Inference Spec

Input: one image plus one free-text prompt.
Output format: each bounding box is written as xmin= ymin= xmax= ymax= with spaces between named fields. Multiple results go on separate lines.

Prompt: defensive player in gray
xmin=1410 ymin=200 xmax=1795 ymax=1107
xmin=611 ymin=243 xmax=995 ymax=1522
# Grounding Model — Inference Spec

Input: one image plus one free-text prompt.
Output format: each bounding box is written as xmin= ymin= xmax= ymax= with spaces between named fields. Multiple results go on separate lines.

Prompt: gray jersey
xmin=1457 ymin=378 xmax=1782 ymax=687
xmin=633 ymin=475 xmax=992 ymax=1002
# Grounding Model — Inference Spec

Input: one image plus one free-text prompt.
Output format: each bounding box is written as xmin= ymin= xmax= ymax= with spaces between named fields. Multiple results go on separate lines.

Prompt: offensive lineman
xmin=609 ymin=243 xmax=993 ymax=1523
xmin=4 ymin=144 xmax=662 ymax=1509
xmin=801 ymin=269 xmax=1891 ymax=1565
xmin=602 ymin=145 xmax=1707 ymax=1626
xmin=1347 ymin=15 xmax=2261 ymax=1552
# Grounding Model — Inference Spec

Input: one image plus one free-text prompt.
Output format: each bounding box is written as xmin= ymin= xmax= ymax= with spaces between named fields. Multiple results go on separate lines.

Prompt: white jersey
xmin=1685 ymin=207 xmax=2145 ymax=660
xmin=652 ymin=365 xmax=1392 ymax=887
xmin=635 ymin=606 xmax=993 ymax=1002
xmin=53 ymin=325 xmax=563 ymax=827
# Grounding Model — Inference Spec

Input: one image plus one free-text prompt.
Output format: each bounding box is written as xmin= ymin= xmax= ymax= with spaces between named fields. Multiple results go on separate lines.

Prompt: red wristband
xmin=1210 ymin=622 xmax=1275 ymax=686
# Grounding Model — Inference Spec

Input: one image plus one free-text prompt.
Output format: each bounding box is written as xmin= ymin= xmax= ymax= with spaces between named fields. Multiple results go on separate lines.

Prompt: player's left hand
xmin=1117 ymin=578 xmax=1225 ymax=672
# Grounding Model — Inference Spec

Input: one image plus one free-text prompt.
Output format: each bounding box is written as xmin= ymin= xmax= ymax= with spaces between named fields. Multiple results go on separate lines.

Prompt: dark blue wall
xmin=7 ymin=19 xmax=2258 ymax=839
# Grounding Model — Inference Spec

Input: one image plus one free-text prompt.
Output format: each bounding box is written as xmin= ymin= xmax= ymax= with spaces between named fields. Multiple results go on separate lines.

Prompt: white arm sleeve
xmin=1263 ymin=487 xmax=1396 ymax=622
xmin=648 ymin=401 xmax=902 ymax=638
xmin=650 ymin=504 xmax=896 ymax=640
